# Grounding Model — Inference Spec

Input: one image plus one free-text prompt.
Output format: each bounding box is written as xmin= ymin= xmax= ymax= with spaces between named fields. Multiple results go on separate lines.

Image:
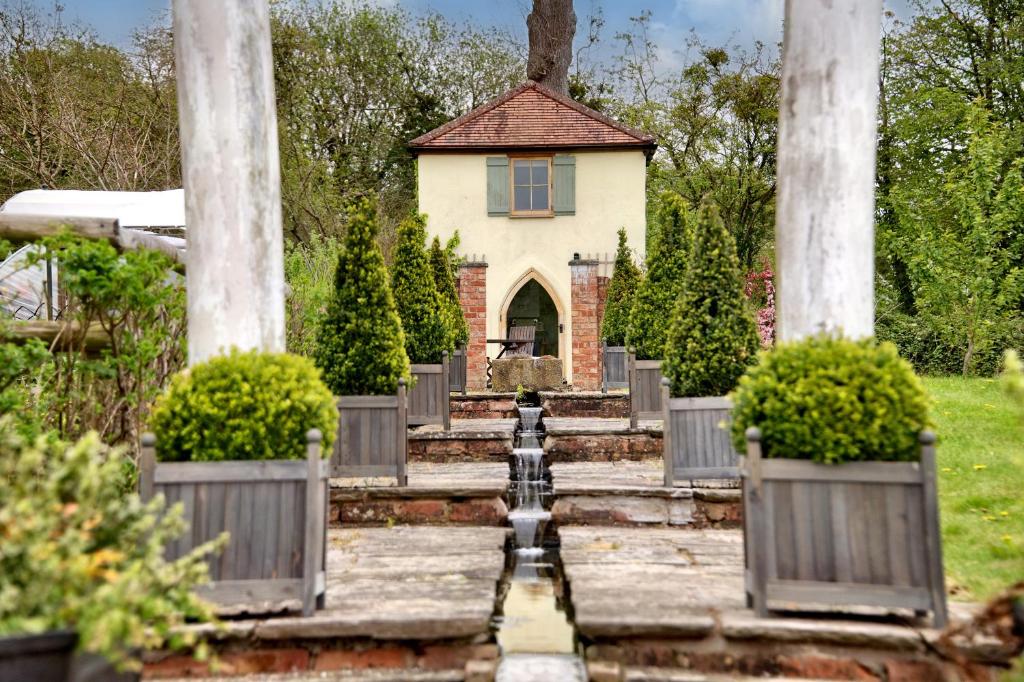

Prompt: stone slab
xmin=331 ymin=462 xmax=509 ymax=497
xmin=410 ymin=419 xmax=518 ymax=440
xmin=540 ymin=392 xmax=629 ymax=419
xmin=543 ymin=417 xmax=662 ymax=436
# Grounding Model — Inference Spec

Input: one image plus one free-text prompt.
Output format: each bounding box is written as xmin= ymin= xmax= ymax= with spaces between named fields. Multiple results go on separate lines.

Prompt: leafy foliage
xmin=430 ymin=235 xmax=469 ymax=347
xmin=0 ymin=233 xmax=185 ymax=451
xmin=730 ymin=336 xmax=931 ymax=464
xmin=0 ymin=331 xmax=47 ymax=433
xmin=315 ymin=198 xmax=410 ymax=395
xmin=150 ymin=349 xmax=337 ymax=462
xmin=391 ymin=215 xmax=450 ymax=363
xmin=600 ymin=228 xmax=641 ymax=346
xmin=888 ymin=106 xmax=1024 ymax=375
xmin=627 ymin=192 xmax=692 ymax=359
xmin=284 ymin=233 xmax=342 ymax=356
xmin=744 ymin=263 xmax=775 ymax=348
xmin=0 ymin=420 xmax=221 ymax=669
xmin=663 ymin=201 xmax=759 ymax=397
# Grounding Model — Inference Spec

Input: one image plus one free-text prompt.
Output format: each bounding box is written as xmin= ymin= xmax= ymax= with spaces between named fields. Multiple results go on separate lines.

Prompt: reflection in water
xmin=497 ymin=571 xmax=575 ymax=654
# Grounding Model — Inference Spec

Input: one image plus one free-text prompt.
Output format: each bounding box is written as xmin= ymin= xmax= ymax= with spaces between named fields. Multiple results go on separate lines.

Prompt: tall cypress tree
xmin=315 ymin=197 xmax=410 ymax=396
xmin=663 ymin=199 xmax=759 ymax=397
xmin=600 ymin=228 xmax=641 ymax=346
xmin=391 ymin=215 xmax=451 ymax=364
xmin=627 ymin=192 xmax=693 ymax=359
xmin=430 ymin=236 xmax=469 ymax=347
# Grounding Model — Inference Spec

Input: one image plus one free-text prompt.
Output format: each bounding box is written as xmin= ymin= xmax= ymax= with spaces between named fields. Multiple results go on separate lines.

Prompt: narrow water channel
xmin=494 ymin=403 xmax=586 ymax=681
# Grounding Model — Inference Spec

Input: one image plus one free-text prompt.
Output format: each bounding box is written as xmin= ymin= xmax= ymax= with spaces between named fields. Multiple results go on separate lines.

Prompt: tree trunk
xmin=173 ymin=0 xmax=286 ymax=364
xmin=774 ymin=0 xmax=883 ymax=341
xmin=526 ymin=0 xmax=576 ymax=95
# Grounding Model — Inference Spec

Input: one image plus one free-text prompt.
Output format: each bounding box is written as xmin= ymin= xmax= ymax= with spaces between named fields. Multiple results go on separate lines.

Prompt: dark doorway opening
xmin=506 ymin=279 xmax=559 ymax=358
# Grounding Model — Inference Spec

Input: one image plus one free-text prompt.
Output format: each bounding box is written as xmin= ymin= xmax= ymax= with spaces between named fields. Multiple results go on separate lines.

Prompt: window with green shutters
xmin=486 ymin=154 xmax=575 ymax=217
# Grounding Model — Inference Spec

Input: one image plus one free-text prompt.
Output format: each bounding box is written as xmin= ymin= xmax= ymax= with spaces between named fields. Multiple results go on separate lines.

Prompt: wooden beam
xmin=0 ymin=213 xmax=186 ymax=267
xmin=774 ymin=0 xmax=883 ymax=340
xmin=173 ymin=0 xmax=286 ymax=365
xmin=5 ymin=321 xmax=109 ymax=352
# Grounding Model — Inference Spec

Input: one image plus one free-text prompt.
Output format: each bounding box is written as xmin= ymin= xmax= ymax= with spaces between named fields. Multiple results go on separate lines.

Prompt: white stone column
xmin=173 ymin=0 xmax=285 ymax=364
xmin=775 ymin=0 xmax=883 ymax=341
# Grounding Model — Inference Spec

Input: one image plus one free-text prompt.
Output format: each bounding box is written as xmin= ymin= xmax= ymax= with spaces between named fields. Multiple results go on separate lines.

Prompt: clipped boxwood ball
xmin=730 ymin=336 xmax=931 ymax=464
xmin=150 ymin=349 xmax=338 ymax=462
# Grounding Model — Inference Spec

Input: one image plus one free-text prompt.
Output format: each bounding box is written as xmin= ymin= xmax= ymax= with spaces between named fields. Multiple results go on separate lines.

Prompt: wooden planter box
xmin=138 ymin=431 xmax=328 ymax=617
xmin=332 ymin=381 xmax=408 ymax=485
xmin=409 ymin=352 xmax=451 ymax=431
xmin=628 ymin=351 xmax=664 ymax=428
xmin=601 ymin=342 xmax=628 ymax=393
xmin=660 ymin=379 xmax=740 ymax=486
xmin=741 ymin=428 xmax=948 ymax=627
xmin=450 ymin=344 xmax=468 ymax=395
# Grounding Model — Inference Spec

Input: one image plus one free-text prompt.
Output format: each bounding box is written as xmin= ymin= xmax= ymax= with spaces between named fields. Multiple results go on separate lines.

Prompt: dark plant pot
xmin=70 ymin=653 xmax=141 ymax=682
xmin=0 ymin=630 xmax=77 ymax=682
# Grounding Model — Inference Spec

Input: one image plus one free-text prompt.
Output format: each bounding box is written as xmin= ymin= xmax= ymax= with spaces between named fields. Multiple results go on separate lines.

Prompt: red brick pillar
xmin=596 ymin=274 xmax=610 ymax=334
xmin=458 ymin=261 xmax=488 ymax=391
xmin=570 ymin=258 xmax=601 ymax=391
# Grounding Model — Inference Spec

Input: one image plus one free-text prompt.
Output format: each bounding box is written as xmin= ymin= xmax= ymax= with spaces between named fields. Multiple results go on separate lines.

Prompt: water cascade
xmin=495 ymin=403 xmax=585 ymax=681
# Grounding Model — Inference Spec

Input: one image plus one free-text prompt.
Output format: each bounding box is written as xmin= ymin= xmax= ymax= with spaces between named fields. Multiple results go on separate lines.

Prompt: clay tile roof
xmin=409 ymin=81 xmax=656 ymax=152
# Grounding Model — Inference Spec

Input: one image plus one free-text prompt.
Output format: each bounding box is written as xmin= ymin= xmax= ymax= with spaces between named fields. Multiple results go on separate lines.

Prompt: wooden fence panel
xmin=331 ymin=382 xmax=408 ymax=484
xmin=138 ymin=431 xmax=328 ymax=616
xmin=602 ymin=343 xmax=628 ymax=392
xmin=450 ymin=345 xmax=467 ymax=394
xmin=742 ymin=430 xmax=947 ymax=627
xmin=662 ymin=383 xmax=739 ymax=485
xmin=409 ymin=353 xmax=451 ymax=430
xmin=628 ymin=352 xmax=664 ymax=427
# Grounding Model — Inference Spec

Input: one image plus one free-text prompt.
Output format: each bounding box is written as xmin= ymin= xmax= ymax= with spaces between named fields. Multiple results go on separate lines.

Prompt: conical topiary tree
xmin=664 ymin=199 xmax=760 ymax=397
xmin=315 ymin=197 xmax=410 ymax=395
xmin=627 ymin=192 xmax=693 ymax=359
xmin=430 ymin=235 xmax=469 ymax=347
xmin=600 ymin=228 xmax=642 ymax=346
xmin=391 ymin=214 xmax=451 ymax=364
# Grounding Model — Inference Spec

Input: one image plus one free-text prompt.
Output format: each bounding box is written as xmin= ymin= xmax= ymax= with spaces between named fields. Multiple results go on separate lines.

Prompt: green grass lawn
xmin=925 ymin=376 xmax=1024 ymax=601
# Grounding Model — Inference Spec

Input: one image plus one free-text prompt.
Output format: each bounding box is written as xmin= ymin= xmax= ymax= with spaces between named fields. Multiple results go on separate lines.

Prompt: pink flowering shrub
xmin=744 ymin=263 xmax=775 ymax=347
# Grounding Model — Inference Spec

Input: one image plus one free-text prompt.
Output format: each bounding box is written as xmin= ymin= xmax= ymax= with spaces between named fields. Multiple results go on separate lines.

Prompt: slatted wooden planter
xmin=741 ymin=428 xmax=948 ymax=627
xmin=409 ymin=352 xmax=451 ymax=431
xmin=138 ymin=430 xmax=328 ymax=617
xmin=450 ymin=344 xmax=468 ymax=395
xmin=601 ymin=342 xmax=628 ymax=393
xmin=628 ymin=350 xmax=664 ymax=428
xmin=660 ymin=379 xmax=740 ymax=485
xmin=332 ymin=381 xmax=408 ymax=485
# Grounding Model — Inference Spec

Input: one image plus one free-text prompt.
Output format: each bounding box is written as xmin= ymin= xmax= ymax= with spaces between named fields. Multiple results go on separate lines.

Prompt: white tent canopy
xmin=0 ymin=188 xmax=186 ymax=229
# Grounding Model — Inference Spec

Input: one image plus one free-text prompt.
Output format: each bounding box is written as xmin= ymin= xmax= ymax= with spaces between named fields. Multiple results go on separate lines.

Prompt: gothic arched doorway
xmin=504 ymin=278 xmax=559 ymax=357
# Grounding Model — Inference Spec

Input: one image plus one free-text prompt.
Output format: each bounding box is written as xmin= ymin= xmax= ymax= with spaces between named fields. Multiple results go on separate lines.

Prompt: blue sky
xmin=41 ymin=0 xmax=917 ymax=69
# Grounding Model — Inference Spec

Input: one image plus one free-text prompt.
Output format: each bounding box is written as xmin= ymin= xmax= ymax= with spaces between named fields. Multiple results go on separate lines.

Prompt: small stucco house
xmin=409 ymin=81 xmax=656 ymax=390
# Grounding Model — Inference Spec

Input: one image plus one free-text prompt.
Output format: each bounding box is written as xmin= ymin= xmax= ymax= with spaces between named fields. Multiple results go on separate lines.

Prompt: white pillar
xmin=775 ymin=0 xmax=883 ymax=341
xmin=173 ymin=0 xmax=285 ymax=364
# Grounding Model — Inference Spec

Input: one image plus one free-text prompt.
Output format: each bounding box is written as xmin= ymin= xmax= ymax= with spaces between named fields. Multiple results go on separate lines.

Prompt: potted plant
xmin=0 ymin=420 xmax=219 ymax=681
xmin=660 ymin=200 xmax=759 ymax=484
xmin=600 ymin=228 xmax=641 ymax=393
xmin=392 ymin=216 xmax=453 ymax=430
xmin=730 ymin=335 xmax=948 ymax=627
xmin=315 ymin=197 xmax=411 ymax=483
xmin=146 ymin=349 xmax=338 ymax=616
xmin=626 ymin=192 xmax=692 ymax=426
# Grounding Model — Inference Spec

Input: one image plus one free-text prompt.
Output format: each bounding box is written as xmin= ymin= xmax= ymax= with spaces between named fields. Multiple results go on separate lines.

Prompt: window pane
xmin=532 ymin=185 xmax=549 ymax=210
xmin=514 ymin=186 xmax=531 ymax=211
xmin=513 ymin=160 xmax=531 ymax=185
xmin=531 ymin=160 xmax=548 ymax=184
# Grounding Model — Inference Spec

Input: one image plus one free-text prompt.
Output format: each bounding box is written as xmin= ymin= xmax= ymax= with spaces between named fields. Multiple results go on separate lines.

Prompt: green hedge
xmin=663 ymin=200 xmax=759 ymax=397
xmin=430 ymin=235 xmax=469 ymax=347
xmin=391 ymin=215 xmax=451 ymax=363
xmin=150 ymin=349 xmax=338 ymax=462
xmin=730 ymin=336 xmax=931 ymax=464
xmin=600 ymin=228 xmax=641 ymax=347
xmin=315 ymin=197 xmax=410 ymax=395
xmin=627 ymin=192 xmax=692 ymax=359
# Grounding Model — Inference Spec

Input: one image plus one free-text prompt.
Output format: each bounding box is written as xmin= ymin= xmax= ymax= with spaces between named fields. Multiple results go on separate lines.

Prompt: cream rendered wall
xmin=416 ymin=149 xmax=647 ymax=384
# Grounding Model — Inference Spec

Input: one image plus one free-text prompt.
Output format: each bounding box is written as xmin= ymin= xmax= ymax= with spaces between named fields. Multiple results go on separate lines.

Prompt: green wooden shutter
xmin=486 ymin=157 xmax=509 ymax=216
xmin=553 ymin=155 xmax=576 ymax=215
